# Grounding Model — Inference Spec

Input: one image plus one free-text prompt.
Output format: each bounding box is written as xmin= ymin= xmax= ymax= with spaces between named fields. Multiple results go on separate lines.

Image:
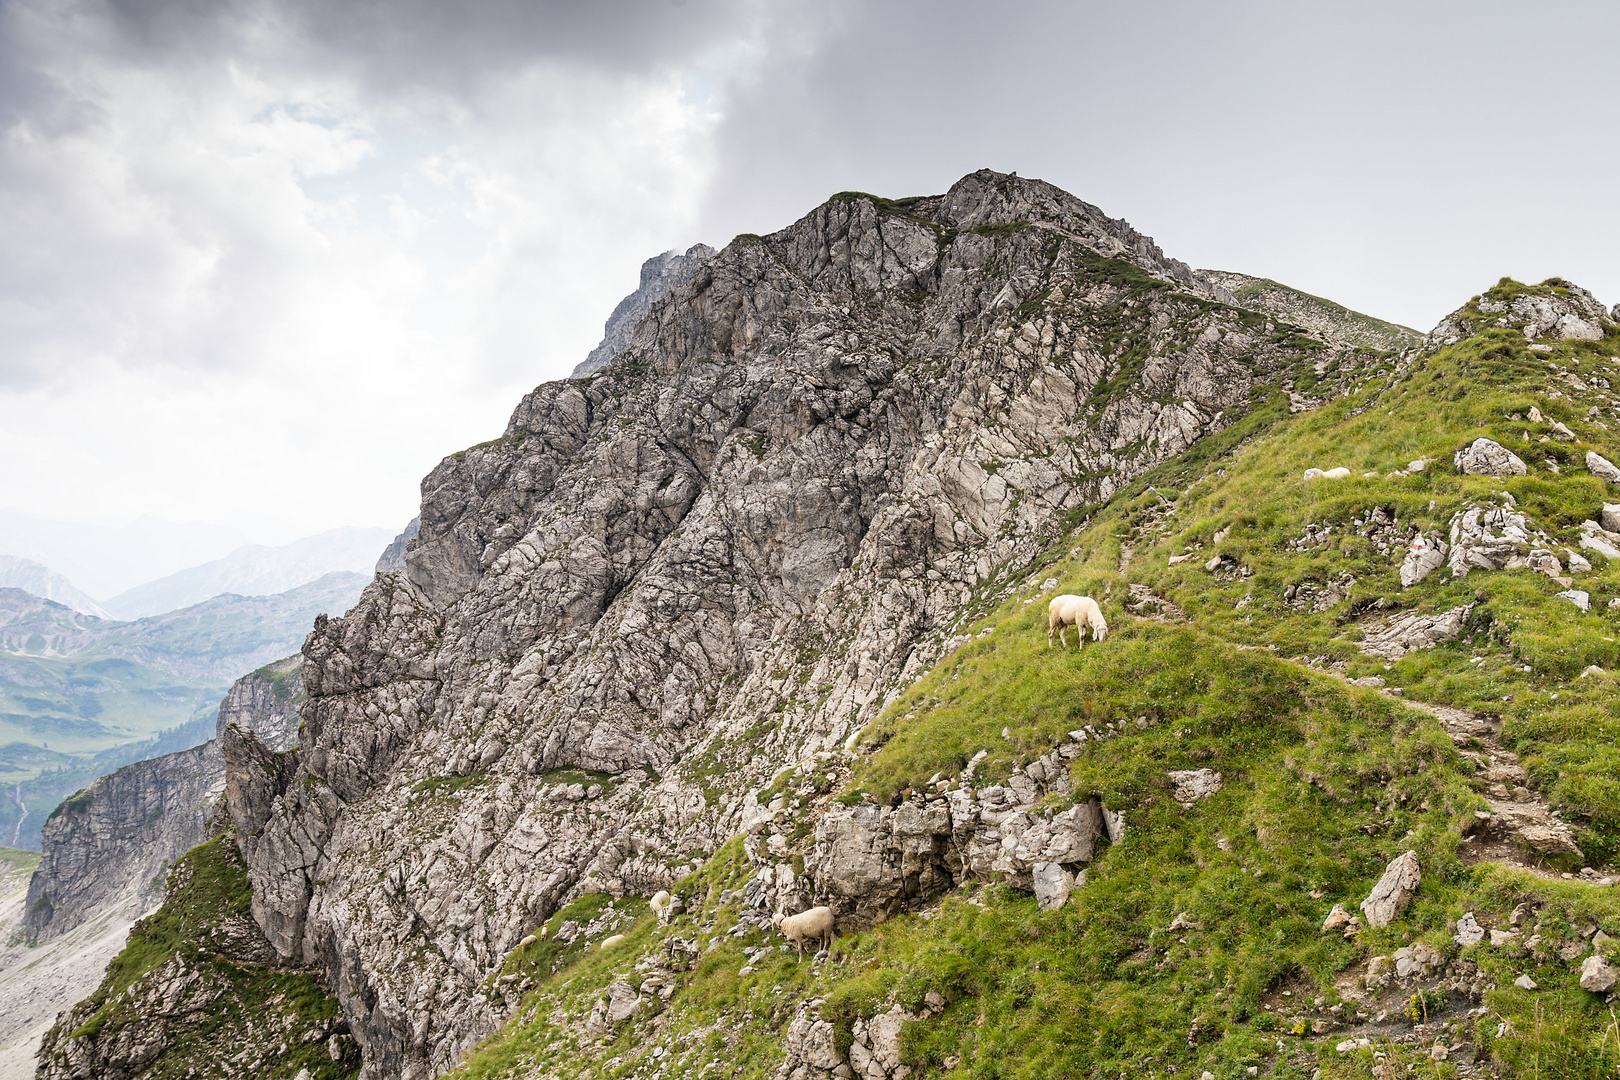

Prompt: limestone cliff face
xmin=227 ymin=170 xmax=1365 ymax=1079
xmin=23 ymin=656 xmax=303 ymax=941
xmin=374 ymin=518 xmax=420 ymax=575
xmin=571 ymin=243 xmax=717 ymax=377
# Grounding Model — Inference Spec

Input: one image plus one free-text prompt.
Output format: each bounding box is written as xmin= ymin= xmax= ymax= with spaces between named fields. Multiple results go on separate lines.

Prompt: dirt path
xmin=1396 ymin=697 xmax=1594 ymax=880
xmin=1223 ymin=636 xmax=1599 ymax=879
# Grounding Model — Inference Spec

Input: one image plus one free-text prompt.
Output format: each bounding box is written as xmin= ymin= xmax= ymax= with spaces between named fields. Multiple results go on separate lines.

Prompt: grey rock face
xmin=848 ymin=1005 xmax=907 ymax=1080
xmin=1508 ymin=288 xmax=1608 ymax=341
xmin=1449 ymin=506 xmax=1544 ymax=576
xmin=1360 ymin=850 xmax=1420 ymax=928
xmin=227 ymin=170 xmax=1352 ymax=1079
xmin=22 ymin=656 xmax=303 ymax=941
xmin=1169 ymin=768 xmax=1222 ymax=805
xmin=778 ymin=1006 xmax=844 ymax=1080
xmin=1032 ymin=861 xmax=1075 ymax=911
xmin=1557 ymin=589 xmax=1591 ymax=611
xmin=1580 ymin=520 xmax=1620 ymax=561
xmin=1454 ymin=438 xmax=1527 ymax=478
xmin=1399 ymin=538 xmax=1447 ymax=588
xmin=21 ymin=741 xmax=221 ymax=942
xmin=1581 ymin=953 xmax=1619 ymax=993
xmin=1453 ymin=911 xmax=1484 ymax=947
xmin=572 ymin=244 xmax=717 ymax=377
xmin=1588 ymin=451 xmax=1620 ymax=485
xmin=1199 ymin=271 xmax=1420 ymax=351
xmin=1358 ymin=604 xmax=1474 ymax=661
xmin=374 ymin=517 xmax=421 ymax=574
xmin=1428 ymin=281 xmax=1612 ymax=346
xmin=1603 ymin=504 xmax=1620 ymax=532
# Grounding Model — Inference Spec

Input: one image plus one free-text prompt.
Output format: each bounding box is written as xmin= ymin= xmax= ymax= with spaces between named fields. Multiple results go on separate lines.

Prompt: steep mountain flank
xmin=35 ymin=830 xmax=358 ymax=1080
xmin=58 ymin=220 xmax=1620 ymax=1075
xmin=1203 ymin=270 xmax=1421 ymax=352
xmin=427 ymin=276 xmax=1620 ymax=1080
xmin=571 ymin=244 xmax=717 ymax=377
xmin=23 ymin=656 xmax=303 ymax=942
xmin=219 ymin=170 xmax=1381 ymax=1078
xmin=374 ymin=519 xmax=420 ymax=575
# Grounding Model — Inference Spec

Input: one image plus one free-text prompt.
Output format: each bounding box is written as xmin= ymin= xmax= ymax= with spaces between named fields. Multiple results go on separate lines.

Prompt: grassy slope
xmin=446 ymin=280 xmax=1620 ymax=1080
xmin=45 ymin=833 xmax=358 ymax=1079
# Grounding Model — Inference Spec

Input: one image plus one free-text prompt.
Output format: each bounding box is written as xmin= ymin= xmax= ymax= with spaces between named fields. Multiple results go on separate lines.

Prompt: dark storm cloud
xmin=698 ymin=0 xmax=1620 ymax=330
xmin=94 ymin=0 xmax=763 ymax=88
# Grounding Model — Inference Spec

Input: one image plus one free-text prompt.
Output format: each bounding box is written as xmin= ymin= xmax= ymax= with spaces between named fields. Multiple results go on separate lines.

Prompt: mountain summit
xmin=218 ymin=168 xmax=1369 ymax=1077
xmin=39 ymin=172 xmax=1620 ymax=1080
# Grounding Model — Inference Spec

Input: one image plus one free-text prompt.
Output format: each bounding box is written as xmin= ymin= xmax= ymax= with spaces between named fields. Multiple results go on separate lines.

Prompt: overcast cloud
xmin=1 ymin=0 xmax=1617 ymax=559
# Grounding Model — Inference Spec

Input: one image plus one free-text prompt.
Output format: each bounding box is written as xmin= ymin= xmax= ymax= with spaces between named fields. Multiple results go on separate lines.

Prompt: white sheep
xmin=1047 ymin=594 xmax=1108 ymax=648
xmin=649 ymin=890 xmax=672 ymax=917
xmin=518 ymin=933 xmax=537 ymax=949
xmin=600 ymin=934 xmax=626 ymax=949
xmin=777 ymin=906 xmax=835 ymax=959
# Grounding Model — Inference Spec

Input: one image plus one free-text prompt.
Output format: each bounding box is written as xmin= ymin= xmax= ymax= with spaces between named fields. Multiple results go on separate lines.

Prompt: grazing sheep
xmin=1047 ymin=594 xmax=1108 ymax=648
xmin=649 ymin=890 xmax=672 ymax=917
xmin=600 ymin=934 xmax=626 ymax=949
xmin=539 ymin=924 xmax=549 ymax=939
xmin=777 ymin=906 xmax=835 ymax=959
xmin=519 ymin=934 xmax=537 ymax=949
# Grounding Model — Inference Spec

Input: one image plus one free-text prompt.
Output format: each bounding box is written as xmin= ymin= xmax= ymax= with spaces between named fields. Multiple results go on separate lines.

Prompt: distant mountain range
xmin=0 ymin=572 xmax=371 ymax=848
xmin=0 ymin=557 xmax=111 ymax=619
xmin=0 ymin=512 xmax=249 ymax=600
xmin=102 ymin=526 xmax=394 ymax=619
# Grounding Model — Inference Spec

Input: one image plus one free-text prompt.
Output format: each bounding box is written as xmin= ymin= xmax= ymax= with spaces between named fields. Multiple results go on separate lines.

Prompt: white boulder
xmin=1581 ymin=954 xmax=1619 ymax=993
xmin=1588 ymin=451 xmax=1620 ymax=485
xmin=1360 ymin=851 xmax=1421 ymax=928
xmin=1455 ymin=438 xmax=1527 ymax=477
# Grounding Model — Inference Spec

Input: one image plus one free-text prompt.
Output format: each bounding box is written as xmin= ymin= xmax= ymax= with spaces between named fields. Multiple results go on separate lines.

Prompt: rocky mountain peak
xmin=1427 ymin=276 xmax=1614 ymax=348
xmin=571 ymin=243 xmax=717 ymax=377
xmin=203 ymin=169 xmax=1388 ymax=1078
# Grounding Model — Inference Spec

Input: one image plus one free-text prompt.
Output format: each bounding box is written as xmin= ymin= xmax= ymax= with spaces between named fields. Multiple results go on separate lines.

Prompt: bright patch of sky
xmin=2 ymin=0 xmax=1617 ymax=552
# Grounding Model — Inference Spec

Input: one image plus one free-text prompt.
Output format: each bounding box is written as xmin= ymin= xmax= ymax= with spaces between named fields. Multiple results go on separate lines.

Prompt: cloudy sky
xmin=2 ymin=0 xmax=1617 ymax=549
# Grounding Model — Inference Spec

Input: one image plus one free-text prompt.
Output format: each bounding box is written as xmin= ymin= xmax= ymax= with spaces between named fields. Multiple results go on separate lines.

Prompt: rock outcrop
xmin=1427 ymin=280 xmax=1613 ymax=347
xmin=1360 ymin=850 xmax=1421 ymax=928
xmin=1200 ymin=270 xmax=1421 ymax=351
xmin=1358 ymin=604 xmax=1474 ymax=661
xmin=571 ymin=244 xmax=717 ymax=377
xmin=34 ymin=828 xmax=358 ymax=1080
xmin=22 ymin=656 xmax=303 ymax=941
xmin=375 ymin=517 xmax=421 ymax=574
xmin=1453 ymin=438 xmax=1527 ymax=478
xmin=225 ymin=171 xmax=1355 ymax=1079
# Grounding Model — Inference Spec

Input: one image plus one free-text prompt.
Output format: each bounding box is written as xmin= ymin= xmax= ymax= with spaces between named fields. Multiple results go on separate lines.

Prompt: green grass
xmin=46 ymin=836 xmax=358 ymax=1079
xmin=447 ymin=617 xmax=1620 ymax=1078
xmin=440 ymin=278 xmax=1620 ymax=1080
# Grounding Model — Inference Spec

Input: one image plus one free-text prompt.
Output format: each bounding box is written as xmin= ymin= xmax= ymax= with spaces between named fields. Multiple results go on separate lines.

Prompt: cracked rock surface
xmin=224 ymin=170 xmax=1349 ymax=1079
